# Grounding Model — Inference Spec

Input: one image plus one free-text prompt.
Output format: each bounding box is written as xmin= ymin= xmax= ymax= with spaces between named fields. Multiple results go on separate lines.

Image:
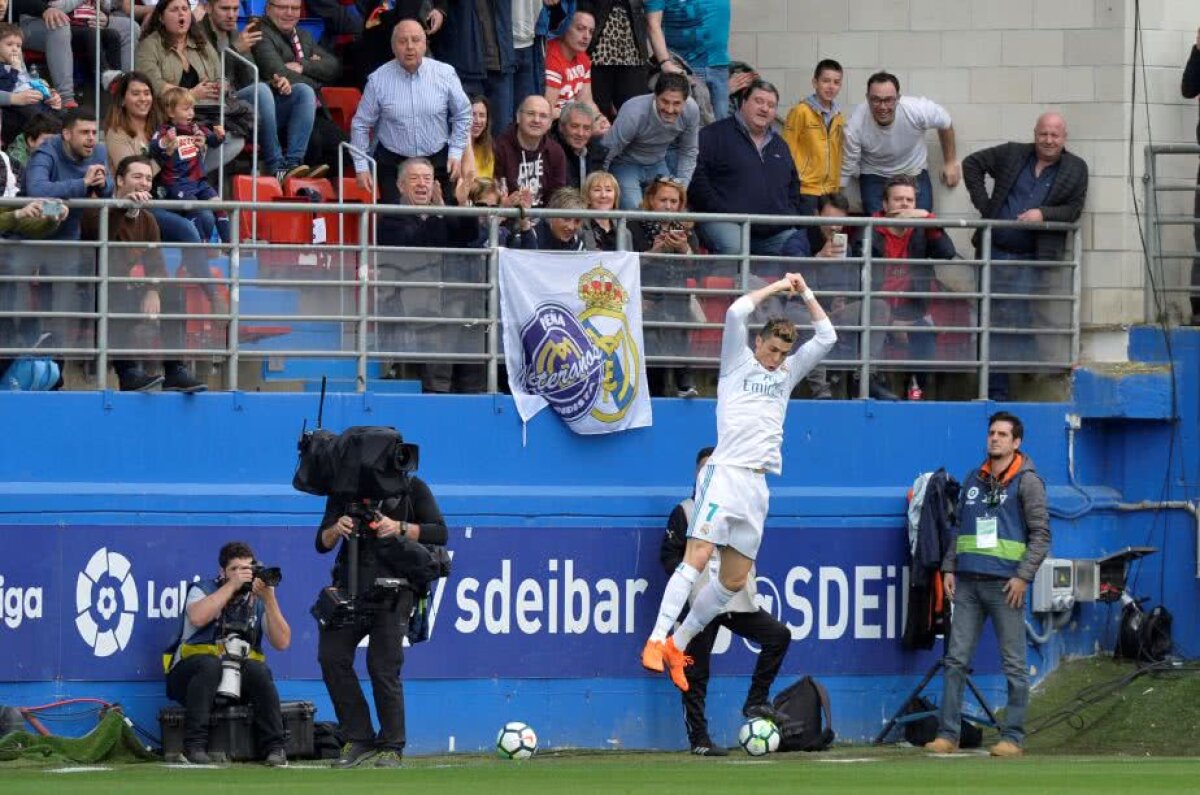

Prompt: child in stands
xmin=149 ymin=86 xmax=230 ymax=244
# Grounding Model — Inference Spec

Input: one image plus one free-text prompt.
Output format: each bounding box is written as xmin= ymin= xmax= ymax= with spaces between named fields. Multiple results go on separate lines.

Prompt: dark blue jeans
xmin=937 ymin=574 xmax=1029 ymax=746
xmin=859 ymin=169 xmax=934 ymax=215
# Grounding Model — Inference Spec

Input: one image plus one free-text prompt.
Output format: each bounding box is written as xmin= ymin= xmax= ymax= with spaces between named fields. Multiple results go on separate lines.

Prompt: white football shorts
xmin=686 ymin=463 xmax=769 ymax=560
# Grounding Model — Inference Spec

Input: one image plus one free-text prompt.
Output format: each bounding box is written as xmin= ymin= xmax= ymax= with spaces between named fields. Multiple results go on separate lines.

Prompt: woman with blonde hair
xmin=581 ymin=170 xmax=622 ymax=251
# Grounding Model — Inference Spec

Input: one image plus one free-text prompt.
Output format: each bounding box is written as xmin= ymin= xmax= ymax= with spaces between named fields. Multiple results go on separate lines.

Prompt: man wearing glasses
xmin=841 ymin=71 xmax=959 ymax=215
xmin=252 ymin=0 xmax=348 ymax=175
xmin=927 ymin=411 xmax=1049 ymax=758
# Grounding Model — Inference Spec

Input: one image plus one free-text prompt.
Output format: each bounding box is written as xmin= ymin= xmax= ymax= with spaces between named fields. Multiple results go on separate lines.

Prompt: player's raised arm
xmin=784 ymin=272 xmax=837 ymax=385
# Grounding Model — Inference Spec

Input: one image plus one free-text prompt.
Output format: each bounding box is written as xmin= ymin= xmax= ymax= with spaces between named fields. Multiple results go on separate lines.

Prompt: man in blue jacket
xmin=24 ymin=107 xmax=113 ymax=357
xmin=24 ymin=107 xmax=113 ymax=242
xmin=687 ymin=80 xmax=809 ymax=259
xmin=927 ymin=411 xmax=1050 ymax=758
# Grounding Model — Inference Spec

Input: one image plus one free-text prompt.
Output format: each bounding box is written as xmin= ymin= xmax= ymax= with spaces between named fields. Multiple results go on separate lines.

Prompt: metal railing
xmin=0 ymin=196 xmax=1081 ymax=398
xmin=1143 ymin=144 xmax=1200 ymax=323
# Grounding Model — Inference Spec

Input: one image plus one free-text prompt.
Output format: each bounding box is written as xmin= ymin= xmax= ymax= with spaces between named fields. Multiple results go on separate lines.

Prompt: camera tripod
xmin=873 ymin=638 xmax=1000 ymax=745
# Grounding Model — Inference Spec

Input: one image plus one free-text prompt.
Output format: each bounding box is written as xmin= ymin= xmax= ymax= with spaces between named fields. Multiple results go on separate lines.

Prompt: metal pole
xmin=1070 ymin=226 xmax=1083 ymax=368
xmin=858 ymin=219 xmax=873 ymax=399
xmin=1142 ymin=145 xmax=1160 ymax=323
xmin=486 ymin=214 xmax=500 ymax=393
xmin=94 ymin=21 xmax=101 ymax=130
xmin=227 ymin=207 xmax=241 ymax=390
xmin=222 ymin=50 xmax=260 ymax=212
xmin=357 ymin=209 xmax=370 ymax=392
xmin=96 ymin=208 xmax=110 ymax=386
xmin=338 ymin=142 xmax=378 ymax=327
xmin=739 ymin=219 xmax=751 ymax=291
xmin=979 ymin=225 xmax=993 ymax=400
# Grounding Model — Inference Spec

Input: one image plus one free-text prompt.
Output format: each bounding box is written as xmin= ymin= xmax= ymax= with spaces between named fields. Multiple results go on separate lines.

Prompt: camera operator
xmin=315 ymin=478 xmax=448 ymax=769
xmin=165 ymin=541 xmax=291 ymax=766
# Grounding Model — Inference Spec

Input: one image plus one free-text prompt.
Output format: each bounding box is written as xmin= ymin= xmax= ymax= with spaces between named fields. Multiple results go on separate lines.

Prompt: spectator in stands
xmin=12 ymin=0 xmax=132 ymax=109
xmin=327 ymin=0 xmax=446 ymax=86
xmin=963 ymin=112 xmax=1089 ymax=400
xmin=493 ymin=94 xmax=566 ymax=207
xmin=0 ymin=198 xmax=62 ymax=381
xmin=512 ymin=0 xmax=545 ymax=115
xmin=200 ymin=0 xmax=320 ymax=183
xmin=869 ymin=175 xmax=957 ymax=375
xmin=24 ymin=106 xmax=112 ymax=353
xmin=103 ymin=71 xmax=222 ymax=311
xmin=580 ymin=169 xmax=621 ymax=250
xmin=552 ymin=100 xmax=605 ymax=189
xmin=587 ymin=0 xmax=651 ymax=121
xmin=377 ymin=157 xmax=484 ymax=394
xmin=545 ymin=5 xmax=607 ymax=132
xmin=841 ymin=71 xmax=959 ymax=215
xmin=252 ymin=0 xmax=347 ymax=171
xmin=6 ymin=111 xmax=60 ymax=171
xmin=803 ymin=191 xmax=895 ymax=400
xmin=135 ymin=0 xmax=246 ymax=171
xmin=602 ymin=71 xmax=698 ymax=209
xmin=0 ymin=20 xmax=63 ymax=148
xmin=629 ymin=174 xmax=701 ymax=397
xmin=437 ymin=1 xmax=515 ymax=135
xmin=470 ymin=95 xmax=495 ymax=179
xmin=81 ymin=154 xmax=206 ymax=391
xmin=507 ymin=185 xmax=590 ymax=250
xmin=645 ymin=0 xmax=730 ymax=120
xmin=724 ymin=58 xmax=757 ymax=117
xmin=351 ymin=18 xmax=471 ymax=205
xmin=25 ymin=106 xmax=113 ymax=241
xmin=1182 ymin=28 xmax=1200 ymax=320
xmin=783 ymin=59 xmax=844 ymax=216
xmin=149 ymin=86 xmax=229 ymax=243
xmin=688 ymin=79 xmax=809 ymax=258
xmin=463 ymin=176 xmax=507 ymax=246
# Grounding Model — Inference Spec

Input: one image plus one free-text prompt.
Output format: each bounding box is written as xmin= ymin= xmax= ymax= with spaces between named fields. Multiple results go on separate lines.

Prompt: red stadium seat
xmin=321 ymin=87 xmax=362 ymax=136
xmin=232 ymin=175 xmax=284 ymax=241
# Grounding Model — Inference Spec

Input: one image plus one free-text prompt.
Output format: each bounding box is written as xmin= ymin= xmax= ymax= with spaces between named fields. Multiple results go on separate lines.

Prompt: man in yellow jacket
xmin=783 ymin=59 xmax=844 ymax=216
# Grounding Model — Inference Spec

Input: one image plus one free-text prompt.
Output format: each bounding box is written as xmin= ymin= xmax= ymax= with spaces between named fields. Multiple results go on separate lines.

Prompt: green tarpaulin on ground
xmin=0 ymin=711 xmax=156 ymax=765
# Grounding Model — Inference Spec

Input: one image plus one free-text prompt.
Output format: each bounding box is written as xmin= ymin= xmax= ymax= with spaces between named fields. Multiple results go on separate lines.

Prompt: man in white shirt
xmin=642 ymin=272 xmax=836 ymax=691
xmin=841 ymin=71 xmax=960 ymax=215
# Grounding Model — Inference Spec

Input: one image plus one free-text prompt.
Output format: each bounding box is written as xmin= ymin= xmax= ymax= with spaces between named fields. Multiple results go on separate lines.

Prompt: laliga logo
xmin=75 ymin=548 xmax=139 ymax=657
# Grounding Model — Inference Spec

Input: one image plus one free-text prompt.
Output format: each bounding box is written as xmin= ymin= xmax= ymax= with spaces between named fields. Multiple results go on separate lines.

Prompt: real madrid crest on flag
xmin=500 ymin=250 xmax=652 ymax=435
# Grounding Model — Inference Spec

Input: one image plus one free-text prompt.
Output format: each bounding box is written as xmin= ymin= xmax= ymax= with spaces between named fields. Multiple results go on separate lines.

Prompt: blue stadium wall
xmin=1 ymin=327 xmax=1196 ymax=753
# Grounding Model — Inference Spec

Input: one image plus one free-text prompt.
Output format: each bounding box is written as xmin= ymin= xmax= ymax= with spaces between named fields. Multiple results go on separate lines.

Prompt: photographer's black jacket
xmin=315 ymin=476 xmax=448 ymax=588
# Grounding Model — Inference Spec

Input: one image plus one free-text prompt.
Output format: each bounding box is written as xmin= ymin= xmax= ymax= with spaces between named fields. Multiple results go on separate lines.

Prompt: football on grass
xmin=496 ymin=721 xmax=538 ymax=759
xmin=738 ymin=717 xmax=780 ymax=756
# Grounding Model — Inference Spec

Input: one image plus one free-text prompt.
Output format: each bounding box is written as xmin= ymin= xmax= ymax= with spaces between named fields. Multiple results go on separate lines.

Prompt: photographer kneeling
xmin=165 ymin=541 xmax=291 ymax=766
xmin=315 ymin=478 xmax=448 ymax=769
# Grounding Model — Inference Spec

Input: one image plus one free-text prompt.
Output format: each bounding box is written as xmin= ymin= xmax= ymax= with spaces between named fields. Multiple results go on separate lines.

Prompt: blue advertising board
xmin=0 ymin=523 xmax=980 ymax=683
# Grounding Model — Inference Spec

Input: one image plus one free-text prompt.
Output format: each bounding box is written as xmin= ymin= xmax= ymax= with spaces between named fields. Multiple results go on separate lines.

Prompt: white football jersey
xmin=709 ymin=296 xmax=836 ymax=474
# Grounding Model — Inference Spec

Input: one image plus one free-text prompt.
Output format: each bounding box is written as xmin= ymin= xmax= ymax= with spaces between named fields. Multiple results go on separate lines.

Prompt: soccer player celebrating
xmin=642 ymin=273 xmax=836 ymax=691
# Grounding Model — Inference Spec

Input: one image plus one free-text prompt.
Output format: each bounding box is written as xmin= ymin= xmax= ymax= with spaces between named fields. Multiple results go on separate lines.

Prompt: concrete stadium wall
xmin=730 ymin=0 xmax=1199 ymax=336
xmin=0 ymin=327 xmax=1196 ymax=753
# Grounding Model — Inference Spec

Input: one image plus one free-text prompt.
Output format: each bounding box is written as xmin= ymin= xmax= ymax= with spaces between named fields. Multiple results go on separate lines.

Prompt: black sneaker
xmin=373 ymin=750 xmax=403 ymax=768
xmin=331 ymin=741 xmax=378 ymax=769
xmin=690 ymin=743 xmax=729 ymax=757
xmin=182 ymin=746 xmax=212 ymax=764
xmin=743 ymin=703 xmax=789 ymax=726
xmin=119 ymin=370 xmax=164 ymax=392
xmin=163 ymin=368 xmax=207 ymax=393
xmin=264 ymin=747 xmax=288 ymax=767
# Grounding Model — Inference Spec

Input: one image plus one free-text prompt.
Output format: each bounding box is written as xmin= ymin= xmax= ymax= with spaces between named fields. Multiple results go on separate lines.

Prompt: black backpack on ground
xmin=313 ymin=721 xmax=344 ymax=759
xmin=771 ymin=676 xmax=836 ymax=751
xmin=900 ymin=696 xmax=982 ymax=749
xmin=1116 ymin=602 xmax=1173 ymax=663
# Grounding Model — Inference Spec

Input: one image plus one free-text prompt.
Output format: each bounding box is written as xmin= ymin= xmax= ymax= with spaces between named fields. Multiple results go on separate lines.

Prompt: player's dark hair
xmin=219 ymin=541 xmax=256 ymax=569
xmin=63 ymin=106 xmax=98 ymax=129
xmin=867 ymin=71 xmax=901 ymax=93
xmin=813 ymin=58 xmax=842 ymax=79
xmin=817 ymin=192 xmax=851 ymax=214
xmin=655 ymin=72 xmax=690 ymax=99
xmin=116 ymin=154 xmax=153 ymax=180
xmin=759 ymin=317 xmax=797 ymax=345
xmin=695 ymin=446 xmax=715 ymax=466
xmin=988 ymin=411 xmax=1024 ymax=442
xmin=883 ymin=174 xmax=918 ymax=201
